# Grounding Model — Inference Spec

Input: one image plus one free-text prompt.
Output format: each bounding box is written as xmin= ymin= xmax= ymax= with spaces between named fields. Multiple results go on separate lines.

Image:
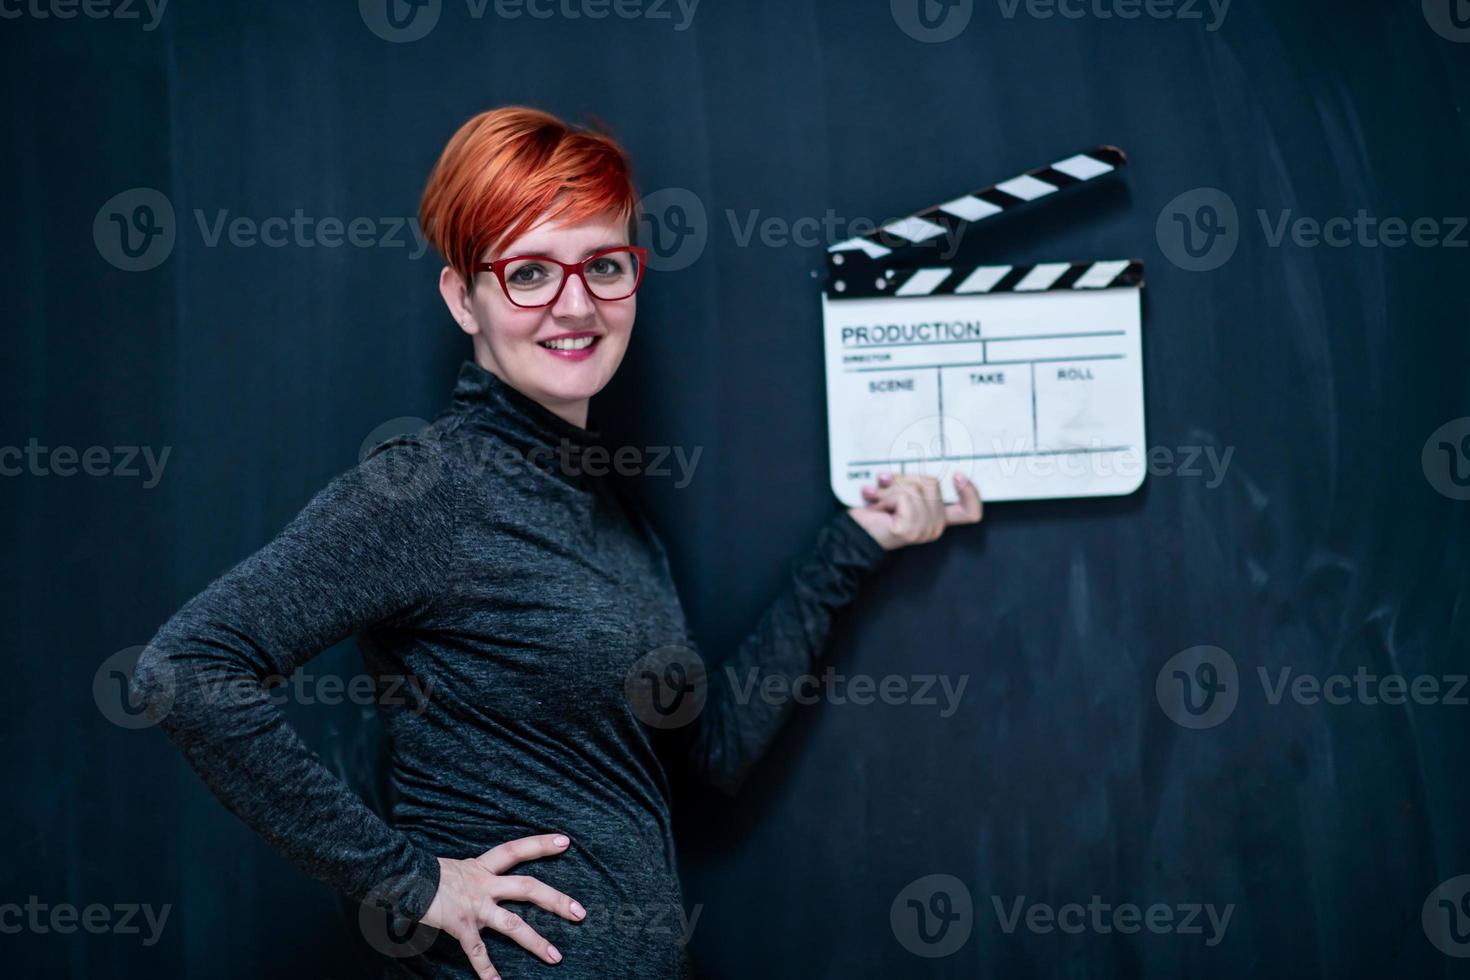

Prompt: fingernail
xmin=547 ymin=945 xmax=562 ymax=963
xmin=571 ymin=901 xmax=586 ymax=919
xmin=554 ymin=835 xmax=569 ymax=847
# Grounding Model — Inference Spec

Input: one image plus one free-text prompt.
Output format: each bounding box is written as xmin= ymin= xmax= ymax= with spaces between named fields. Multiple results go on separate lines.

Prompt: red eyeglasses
xmin=475 ymin=245 xmax=648 ymax=309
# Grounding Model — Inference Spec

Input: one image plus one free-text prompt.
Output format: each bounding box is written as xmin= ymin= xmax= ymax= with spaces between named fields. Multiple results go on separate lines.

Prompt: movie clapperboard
xmin=821 ymin=146 xmax=1146 ymax=505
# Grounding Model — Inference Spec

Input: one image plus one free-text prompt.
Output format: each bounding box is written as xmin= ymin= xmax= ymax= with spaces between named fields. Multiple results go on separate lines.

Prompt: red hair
xmin=419 ymin=106 xmax=639 ymax=287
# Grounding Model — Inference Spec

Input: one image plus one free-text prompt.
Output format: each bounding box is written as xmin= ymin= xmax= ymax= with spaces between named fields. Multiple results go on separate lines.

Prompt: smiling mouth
xmin=538 ymin=335 xmax=600 ymax=351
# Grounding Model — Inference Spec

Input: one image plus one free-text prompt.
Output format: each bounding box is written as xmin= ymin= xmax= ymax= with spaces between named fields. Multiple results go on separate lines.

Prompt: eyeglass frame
xmin=474 ymin=245 xmax=649 ymax=309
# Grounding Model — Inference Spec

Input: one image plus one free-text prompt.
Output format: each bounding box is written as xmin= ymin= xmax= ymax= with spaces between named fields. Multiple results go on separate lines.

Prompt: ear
xmin=438 ymin=265 xmax=478 ymax=336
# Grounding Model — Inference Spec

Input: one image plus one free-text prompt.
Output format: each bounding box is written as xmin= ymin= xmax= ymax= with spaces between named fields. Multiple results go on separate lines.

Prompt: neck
xmin=473 ymin=352 xmax=589 ymax=429
xmin=546 ymin=397 xmax=589 ymax=429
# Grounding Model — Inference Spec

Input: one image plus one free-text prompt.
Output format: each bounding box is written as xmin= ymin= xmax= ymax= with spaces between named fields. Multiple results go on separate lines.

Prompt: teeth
xmin=539 ymin=336 xmax=597 ymax=351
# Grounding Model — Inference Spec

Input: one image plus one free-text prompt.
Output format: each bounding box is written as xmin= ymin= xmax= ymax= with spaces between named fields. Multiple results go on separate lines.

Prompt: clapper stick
xmin=825 ymin=145 xmax=1128 ymax=266
xmin=823 ymin=146 xmax=1140 ymax=300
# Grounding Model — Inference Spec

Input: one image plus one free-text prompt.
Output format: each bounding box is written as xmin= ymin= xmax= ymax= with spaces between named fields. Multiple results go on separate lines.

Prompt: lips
xmin=537 ymin=331 xmax=602 ymax=361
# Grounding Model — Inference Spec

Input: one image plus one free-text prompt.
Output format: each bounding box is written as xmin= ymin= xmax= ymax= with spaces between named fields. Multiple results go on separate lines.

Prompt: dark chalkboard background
xmin=3 ymin=0 xmax=1468 ymax=976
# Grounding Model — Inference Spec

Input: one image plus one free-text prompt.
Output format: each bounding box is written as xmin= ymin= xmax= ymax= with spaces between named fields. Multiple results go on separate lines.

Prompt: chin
xmin=529 ymin=345 xmax=624 ymax=403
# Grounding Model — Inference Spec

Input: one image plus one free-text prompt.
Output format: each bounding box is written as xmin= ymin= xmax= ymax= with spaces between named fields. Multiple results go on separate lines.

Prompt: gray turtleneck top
xmin=132 ymin=359 xmax=888 ymax=978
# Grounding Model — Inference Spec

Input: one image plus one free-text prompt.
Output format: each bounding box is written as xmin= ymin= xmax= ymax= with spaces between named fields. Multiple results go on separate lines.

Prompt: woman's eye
xmin=507 ymin=264 xmax=547 ymax=284
xmin=587 ymin=258 xmax=621 ymax=277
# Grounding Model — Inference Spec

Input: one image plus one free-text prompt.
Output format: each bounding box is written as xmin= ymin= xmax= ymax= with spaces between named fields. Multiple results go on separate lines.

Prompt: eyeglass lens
xmin=500 ymin=249 xmax=641 ymax=306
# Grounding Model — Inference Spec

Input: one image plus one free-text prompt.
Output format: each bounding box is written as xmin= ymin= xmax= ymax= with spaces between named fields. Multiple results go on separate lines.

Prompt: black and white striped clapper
xmin=821 ymin=146 xmax=1147 ymax=506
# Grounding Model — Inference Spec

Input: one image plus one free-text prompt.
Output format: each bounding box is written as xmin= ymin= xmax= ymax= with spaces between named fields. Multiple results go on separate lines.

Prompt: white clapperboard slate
xmin=821 ymin=146 xmax=1146 ymax=505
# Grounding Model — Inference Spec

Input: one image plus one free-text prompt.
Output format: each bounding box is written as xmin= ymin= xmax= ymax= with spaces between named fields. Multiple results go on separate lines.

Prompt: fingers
xmin=434 ymin=842 xmax=579 ymax=978
xmin=455 ymin=835 xmax=578 ymax=968
xmin=860 ymin=470 xmax=906 ymax=508
xmin=859 ymin=472 xmax=979 ymax=547
xmin=860 ymin=473 xmax=939 ymax=512
xmin=483 ymin=904 xmax=563 ymax=965
xmin=453 ymin=930 xmax=500 ymax=980
xmin=476 ymin=833 xmax=570 ymax=875
xmin=492 ymin=874 xmax=587 ymax=924
xmin=945 ymin=472 xmax=983 ymax=525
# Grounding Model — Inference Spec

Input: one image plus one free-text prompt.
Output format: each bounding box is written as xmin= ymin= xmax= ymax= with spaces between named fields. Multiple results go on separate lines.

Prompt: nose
xmin=551 ymin=270 xmax=595 ymax=320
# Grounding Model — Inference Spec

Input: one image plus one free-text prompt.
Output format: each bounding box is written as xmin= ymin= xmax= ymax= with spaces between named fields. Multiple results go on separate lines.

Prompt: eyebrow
xmin=511 ymin=242 xmax=626 ymax=260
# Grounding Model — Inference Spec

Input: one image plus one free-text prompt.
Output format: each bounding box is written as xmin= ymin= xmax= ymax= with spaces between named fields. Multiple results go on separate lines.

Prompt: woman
xmin=132 ymin=106 xmax=982 ymax=979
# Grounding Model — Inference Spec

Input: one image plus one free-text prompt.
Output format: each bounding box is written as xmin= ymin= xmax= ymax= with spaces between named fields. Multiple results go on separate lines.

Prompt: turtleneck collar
xmin=447 ymin=358 xmax=605 ymax=454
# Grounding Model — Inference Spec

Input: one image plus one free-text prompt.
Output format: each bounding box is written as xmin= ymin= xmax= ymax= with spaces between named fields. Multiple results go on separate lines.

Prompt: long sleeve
xmin=130 ymin=436 xmax=461 ymax=922
xmin=681 ymin=509 xmax=888 ymax=795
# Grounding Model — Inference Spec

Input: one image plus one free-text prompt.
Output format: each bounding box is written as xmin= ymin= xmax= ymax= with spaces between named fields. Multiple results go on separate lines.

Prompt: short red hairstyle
xmin=419 ymin=106 xmax=640 ymax=287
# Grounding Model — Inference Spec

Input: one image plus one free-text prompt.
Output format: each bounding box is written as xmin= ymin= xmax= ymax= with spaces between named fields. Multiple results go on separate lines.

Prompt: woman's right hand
xmin=421 ymin=833 xmax=586 ymax=979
